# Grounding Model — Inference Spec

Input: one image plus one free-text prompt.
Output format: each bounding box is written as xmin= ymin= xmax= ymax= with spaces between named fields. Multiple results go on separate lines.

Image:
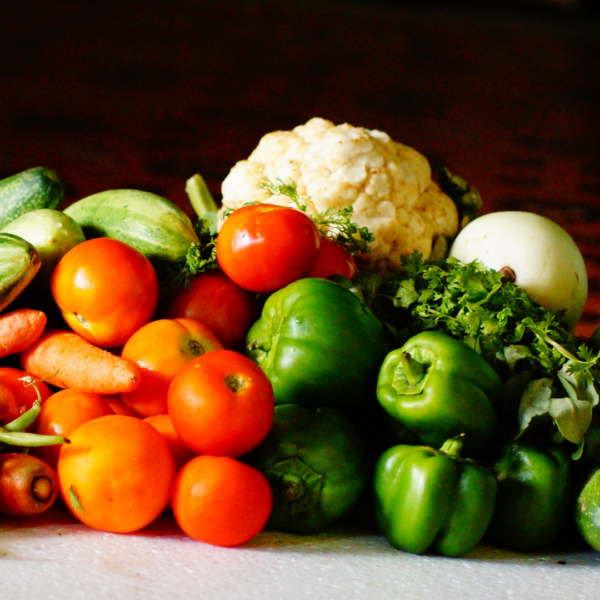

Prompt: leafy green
xmin=357 ymin=252 xmax=600 ymax=454
xmin=437 ymin=167 xmax=483 ymax=230
xmin=257 ymin=177 xmax=374 ymax=255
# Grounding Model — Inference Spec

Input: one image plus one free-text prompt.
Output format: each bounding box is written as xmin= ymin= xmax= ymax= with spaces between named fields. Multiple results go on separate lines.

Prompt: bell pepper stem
xmin=282 ymin=474 xmax=306 ymax=501
xmin=439 ymin=434 xmax=466 ymax=459
xmin=401 ymin=351 xmax=425 ymax=387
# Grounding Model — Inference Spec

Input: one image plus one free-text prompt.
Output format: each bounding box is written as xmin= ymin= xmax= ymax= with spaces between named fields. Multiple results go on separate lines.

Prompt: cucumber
xmin=1 ymin=209 xmax=85 ymax=292
xmin=0 ymin=167 xmax=65 ymax=229
xmin=0 ymin=233 xmax=41 ymax=312
xmin=63 ymin=189 xmax=199 ymax=276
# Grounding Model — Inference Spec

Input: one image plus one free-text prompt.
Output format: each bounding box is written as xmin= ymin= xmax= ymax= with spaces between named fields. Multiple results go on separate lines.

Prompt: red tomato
xmin=309 ymin=237 xmax=358 ymax=279
xmin=0 ymin=367 xmax=52 ymax=426
xmin=171 ymin=455 xmax=272 ymax=546
xmin=121 ymin=318 xmax=223 ymax=417
xmin=51 ymin=238 xmax=159 ymax=348
xmin=58 ymin=415 xmax=175 ymax=533
xmin=144 ymin=414 xmax=196 ymax=471
xmin=168 ymin=349 xmax=274 ymax=457
xmin=162 ymin=270 xmax=259 ymax=349
xmin=216 ymin=204 xmax=321 ymax=293
xmin=33 ymin=389 xmax=114 ymax=469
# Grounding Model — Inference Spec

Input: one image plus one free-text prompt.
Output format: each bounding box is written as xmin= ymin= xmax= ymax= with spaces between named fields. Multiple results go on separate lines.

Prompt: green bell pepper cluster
xmin=240 ymin=274 xmax=579 ymax=557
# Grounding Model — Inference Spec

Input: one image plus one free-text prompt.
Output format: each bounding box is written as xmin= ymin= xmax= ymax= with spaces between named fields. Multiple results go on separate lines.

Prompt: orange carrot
xmin=0 ymin=308 xmax=47 ymax=358
xmin=0 ymin=453 xmax=59 ymax=516
xmin=20 ymin=330 xmax=142 ymax=394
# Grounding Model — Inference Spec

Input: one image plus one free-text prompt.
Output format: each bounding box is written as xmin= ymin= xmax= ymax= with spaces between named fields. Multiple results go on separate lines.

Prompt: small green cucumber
xmin=0 ymin=167 xmax=65 ymax=229
xmin=1 ymin=209 xmax=85 ymax=291
xmin=63 ymin=189 xmax=199 ymax=275
xmin=0 ymin=233 xmax=41 ymax=312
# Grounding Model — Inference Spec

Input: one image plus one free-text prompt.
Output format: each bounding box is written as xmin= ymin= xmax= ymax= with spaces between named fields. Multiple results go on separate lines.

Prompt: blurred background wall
xmin=1 ymin=0 xmax=599 ymax=332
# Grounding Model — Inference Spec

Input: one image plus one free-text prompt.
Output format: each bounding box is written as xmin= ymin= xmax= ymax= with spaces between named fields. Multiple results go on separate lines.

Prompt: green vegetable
xmin=244 ymin=404 xmax=369 ymax=534
xmin=374 ymin=435 xmax=496 ymax=557
xmin=437 ymin=167 xmax=483 ymax=230
xmin=0 ymin=167 xmax=65 ymax=229
xmin=575 ymin=464 xmax=600 ymax=551
xmin=1 ymin=209 xmax=85 ymax=293
xmin=0 ymin=378 xmax=67 ymax=450
xmin=0 ymin=233 xmax=41 ymax=312
xmin=359 ymin=253 xmax=600 ymax=456
xmin=485 ymin=440 xmax=571 ymax=551
xmin=245 ymin=277 xmax=392 ymax=411
xmin=377 ymin=331 xmax=502 ymax=451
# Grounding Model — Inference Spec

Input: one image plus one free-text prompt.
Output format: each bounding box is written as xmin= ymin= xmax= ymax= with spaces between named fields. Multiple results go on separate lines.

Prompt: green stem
xmin=439 ymin=434 xmax=466 ymax=459
xmin=0 ymin=430 xmax=68 ymax=448
xmin=185 ymin=173 xmax=219 ymax=234
xmin=401 ymin=351 xmax=425 ymax=387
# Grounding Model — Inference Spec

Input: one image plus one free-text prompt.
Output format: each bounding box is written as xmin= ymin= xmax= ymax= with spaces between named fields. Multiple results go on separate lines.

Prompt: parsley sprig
xmin=257 ymin=178 xmax=374 ymax=255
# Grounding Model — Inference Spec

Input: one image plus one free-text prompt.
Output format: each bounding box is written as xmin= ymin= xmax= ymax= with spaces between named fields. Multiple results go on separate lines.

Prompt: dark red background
xmin=1 ymin=0 xmax=599 ymax=335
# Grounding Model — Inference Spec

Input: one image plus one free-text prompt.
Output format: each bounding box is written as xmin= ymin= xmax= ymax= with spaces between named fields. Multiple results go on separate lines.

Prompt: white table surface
xmin=1 ymin=506 xmax=599 ymax=600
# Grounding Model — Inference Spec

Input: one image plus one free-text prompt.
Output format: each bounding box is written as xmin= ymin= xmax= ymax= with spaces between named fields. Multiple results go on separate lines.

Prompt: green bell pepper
xmin=245 ymin=277 xmax=392 ymax=411
xmin=575 ymin=464 xmax=600 ymax=551
xmin=374 ymin=435 xmax=496 ymax=557
xmin=376 ymin=331 xmax=502 ymax=451
xmin=485 ymin=440 xmax=572 ymax=551
xmin=244 ymin=403 xmax=369 ymax=534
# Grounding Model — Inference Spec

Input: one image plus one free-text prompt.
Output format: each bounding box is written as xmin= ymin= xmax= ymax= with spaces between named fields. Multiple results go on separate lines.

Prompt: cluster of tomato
xmin=8 ymin=202 xmax=357 ymax=546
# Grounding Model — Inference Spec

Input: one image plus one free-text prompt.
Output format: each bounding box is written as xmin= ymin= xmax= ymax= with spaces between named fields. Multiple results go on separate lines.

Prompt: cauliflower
xmin=220 ymin=117 xmax=459 ymax=272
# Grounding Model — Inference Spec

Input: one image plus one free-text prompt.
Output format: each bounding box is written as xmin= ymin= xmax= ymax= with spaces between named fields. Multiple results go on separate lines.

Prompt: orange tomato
xmin=121 ymin=318 xmax=223 ymax=417
xmin=33 ymin=389 xmax=114 ymax=469
xmin=144 ymin=414 xmax=196 ymax=471
xmin=167 ymin=349 xmax=274 ymax=457
xmin=57 ymin=415 xmax=175 ymax=533
xmin=0 ymin=367 xmax=52 ymax=426
xmin=162 ymin=270 xmax=259 ymax=349
xmin=51 ymin=238 xmax=159 ymax=348
xmin=171 ymin=455 xmax=272 ymax=546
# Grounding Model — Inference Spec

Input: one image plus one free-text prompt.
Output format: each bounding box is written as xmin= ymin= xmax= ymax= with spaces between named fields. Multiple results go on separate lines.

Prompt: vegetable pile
xmin=1 ymin=118 xmax=600 ymax=558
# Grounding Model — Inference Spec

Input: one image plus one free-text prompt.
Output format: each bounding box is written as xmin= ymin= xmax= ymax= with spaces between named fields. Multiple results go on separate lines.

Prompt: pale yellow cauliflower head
xmin=220 ymin=117 xmax=458 ymax=272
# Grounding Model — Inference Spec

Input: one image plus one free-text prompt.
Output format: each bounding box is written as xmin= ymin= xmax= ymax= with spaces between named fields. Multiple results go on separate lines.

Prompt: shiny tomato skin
xmin=168 ymin=349 xmax=274 ymax=457
xmin=171 ymin=455 xmax=272 ymax=546
xmin=309 ymin=237 xmax=358 ymax=279
xmin=0 ymin=367 xmax=52 ymax=426
xmin=216 ymin=204 xmax=321 ymax=293
xmin=57 ymin=415 xmax=175 ymax=533
xmin=33 ymin=389 xmax=114 ymax=469
xmin=162 ymin=270 xmax=259 ymax=350
xmin=51 ymin=238 xmax=159 ymax=348
xmin=121 ymin=318 xmax=223 ymax=417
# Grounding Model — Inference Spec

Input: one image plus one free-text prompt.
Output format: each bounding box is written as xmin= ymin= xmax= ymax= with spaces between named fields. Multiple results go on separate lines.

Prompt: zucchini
xmin=63 ymin=189 xmax=199 ymax=276
xmin=1 ymin=209 xmax=85 ymax=292
xmin=0 ymin=233 xmax=41 ymax=312
xmin=0 ymin=167 xmax=65 ymax=229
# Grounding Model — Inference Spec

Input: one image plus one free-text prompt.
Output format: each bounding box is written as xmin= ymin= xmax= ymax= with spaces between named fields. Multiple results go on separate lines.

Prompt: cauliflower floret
xmin=220 ymin=117 xmax=459 ymax=272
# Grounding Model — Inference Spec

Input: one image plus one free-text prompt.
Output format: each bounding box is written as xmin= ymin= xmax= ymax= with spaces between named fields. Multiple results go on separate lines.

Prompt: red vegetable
xmin=0 ymin=453 xmax=59 ymax=516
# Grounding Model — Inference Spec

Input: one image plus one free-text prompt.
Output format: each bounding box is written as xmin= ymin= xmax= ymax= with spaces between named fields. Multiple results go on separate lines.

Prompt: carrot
xmin=20 ymin=330 xmax=142 ymax=394
xmin=0 ymin=308 xmax=47 ymax=358
xmin=0 ymin=453 xmax=59 ymax=516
